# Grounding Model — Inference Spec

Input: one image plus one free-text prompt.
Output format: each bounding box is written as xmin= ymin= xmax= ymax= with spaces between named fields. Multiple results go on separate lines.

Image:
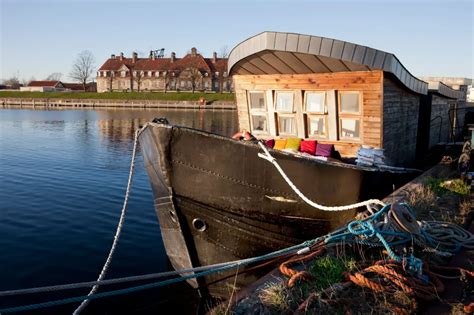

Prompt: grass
xmin=307 ymin=256 xmax=352 ymax=290
xmin=0 ymin=91 xmax=235 ymax=102
xmin=256 ymin=256 xmax=357 ymax=314
xmin=425 ymin=177 xmax=470 ymax=196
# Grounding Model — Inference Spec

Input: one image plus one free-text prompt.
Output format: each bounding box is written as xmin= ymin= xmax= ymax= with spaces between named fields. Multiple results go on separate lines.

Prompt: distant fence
xmin=1 ymin=98 xmax=236 ymax=110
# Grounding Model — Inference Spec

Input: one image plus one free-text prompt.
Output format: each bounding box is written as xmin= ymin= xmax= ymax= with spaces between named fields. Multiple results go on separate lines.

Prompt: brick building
xmin=96 ymin=48 xmax=232 ymax=93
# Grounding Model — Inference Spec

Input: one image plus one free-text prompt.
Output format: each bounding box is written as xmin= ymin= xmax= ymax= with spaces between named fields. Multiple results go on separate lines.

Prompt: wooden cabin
xmin=228 ymin=31 xmax=430 ymax=167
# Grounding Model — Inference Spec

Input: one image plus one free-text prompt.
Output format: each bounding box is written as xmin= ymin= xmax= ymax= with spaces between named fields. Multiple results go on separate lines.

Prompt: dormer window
xmin=155 ymin=72 xmax=160 ymax=77
xmin=148 ymin=71 xmax=152 ymax=77
xmin=121 ymin=71 xmax=126 ymax=77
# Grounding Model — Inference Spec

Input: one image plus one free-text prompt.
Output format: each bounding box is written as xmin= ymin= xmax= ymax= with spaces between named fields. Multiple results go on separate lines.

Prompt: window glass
xmin=249 ymin=92 xmax=265 ymax=109
xmin=308 ymin=117 xmax=326 ymax=136
xmin=306 ymin=93 xmax=325 ymax=113
xmin=276 ymin=92 xmax=294 ymax=112
xmin=251 ymin=115 xmax=268 ymax=132
xmin=340 ymin=118 xmax=360 ymax=139
xmin=340 ymin=92 xmax=360 ymax=113
xmin=279 ymin=116 xmax=296 ymax=135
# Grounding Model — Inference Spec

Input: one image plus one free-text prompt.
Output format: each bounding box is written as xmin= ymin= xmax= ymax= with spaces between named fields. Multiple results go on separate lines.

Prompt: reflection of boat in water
xmin=136 ymin=31 xmax=453 ymax=297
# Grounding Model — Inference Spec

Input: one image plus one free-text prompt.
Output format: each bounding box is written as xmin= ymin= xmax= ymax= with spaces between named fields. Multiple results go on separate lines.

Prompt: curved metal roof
xmin=228 ymin=31 xmax=428 ymax=95
xmin=427 ymin=81 xmax=463 ymax=99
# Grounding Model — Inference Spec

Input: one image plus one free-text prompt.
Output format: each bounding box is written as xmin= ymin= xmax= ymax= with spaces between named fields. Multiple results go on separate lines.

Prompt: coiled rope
xmin=72 ymin=128 xmax=141 ymax=315
xmin=257 ymin=141 xmax=386 ymax=211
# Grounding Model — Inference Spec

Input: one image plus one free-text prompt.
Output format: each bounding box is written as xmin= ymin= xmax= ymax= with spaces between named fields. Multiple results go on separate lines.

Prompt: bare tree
xmin=188 ymin=67 xmax=202 ymax=93
xmin=21 ymin=76 xmax=35 ymax=87
xmin=3 ymin=76 xmax=21 ymax=89
xmin=45 ymin=72 xmax=62 ymax=81
xmin=163 ymin=71 xmax=174 ymax=93
xmin=219 ymin=45 xmax=229 ymax=58
xmin=132 ymin=70 xmax=145 ymax=92
xmin=70 ymin=50 xmax=95 ymax=91
xmin=108 ymin=71 xmax=114 ymax=92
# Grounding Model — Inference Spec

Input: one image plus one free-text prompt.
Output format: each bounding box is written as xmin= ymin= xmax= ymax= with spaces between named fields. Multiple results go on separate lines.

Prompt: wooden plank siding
xmin=233 ymin=70 xmax=384 ymax=157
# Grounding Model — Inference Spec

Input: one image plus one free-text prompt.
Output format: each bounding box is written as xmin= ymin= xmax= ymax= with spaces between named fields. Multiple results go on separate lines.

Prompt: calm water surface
xmin=0 ymin=107 xmax=237 ymax=314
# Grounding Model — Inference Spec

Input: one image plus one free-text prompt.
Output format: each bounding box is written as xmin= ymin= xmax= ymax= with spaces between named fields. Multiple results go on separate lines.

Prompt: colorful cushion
xmin=273 ymin=139 xmax=287 ymax=150
xmin=300 ymin=140 xmax=317 ymax=155
xmin=315 ymin=143 xmax=334 ymax=157
xmin=265 ymin=139 xmax=275 ymax=148
xmin=285 ymin=138 xmax=301 ymax=151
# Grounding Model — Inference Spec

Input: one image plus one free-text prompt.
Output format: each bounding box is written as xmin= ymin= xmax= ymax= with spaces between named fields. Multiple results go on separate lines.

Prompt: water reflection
xmin=0 ymin=107 xmax=238 ymax=314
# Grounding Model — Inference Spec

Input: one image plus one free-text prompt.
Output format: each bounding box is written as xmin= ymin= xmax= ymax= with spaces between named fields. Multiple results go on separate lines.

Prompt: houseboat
xmin=138 ymin=31 xmax=459 ymax=297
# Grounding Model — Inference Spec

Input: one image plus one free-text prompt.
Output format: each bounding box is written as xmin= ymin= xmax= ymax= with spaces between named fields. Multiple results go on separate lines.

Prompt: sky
xmin=0 ymin=0 xmax=473 ymax=82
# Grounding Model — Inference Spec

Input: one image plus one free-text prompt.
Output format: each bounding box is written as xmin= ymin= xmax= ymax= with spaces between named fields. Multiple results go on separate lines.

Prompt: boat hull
xmin=138 ymin=121 xmax=414 ymax=297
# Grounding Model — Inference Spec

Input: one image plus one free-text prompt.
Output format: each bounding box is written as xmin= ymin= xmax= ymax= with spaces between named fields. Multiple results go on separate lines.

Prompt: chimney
xmin=111 ymin=54 xmax=116 ymax=59
xmin=212 ymin=52 xmax=217 ymax=63
xmin=120 ymin=52 xmax=124 ymax=60
xmin=171 ymin=52 xmax=176 ymax=62
xmin=132 ymin=52 xmax=138 ymax=63
xmin=191 ymin=47 xmax=197 ymax=56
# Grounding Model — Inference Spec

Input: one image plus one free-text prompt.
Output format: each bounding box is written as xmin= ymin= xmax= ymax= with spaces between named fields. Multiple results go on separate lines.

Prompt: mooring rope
xmin=257 ymin=141 xmax=386 ymax=211
xmin=0 ymin=240 xmax=317 ymax=313
xmin=72 ymin=128 xmax=141 ymax=315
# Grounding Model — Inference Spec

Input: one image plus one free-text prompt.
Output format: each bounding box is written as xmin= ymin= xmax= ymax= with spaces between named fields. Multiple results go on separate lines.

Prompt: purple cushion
xmin=315 ymin=143 xmax=334 ymax=157
xmin=265 ymin=139 xmax=275 ymax=148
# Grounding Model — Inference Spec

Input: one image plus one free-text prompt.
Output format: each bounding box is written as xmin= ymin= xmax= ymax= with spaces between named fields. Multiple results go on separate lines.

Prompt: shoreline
xmin=1 ymin=98 xmax=236 ymax=110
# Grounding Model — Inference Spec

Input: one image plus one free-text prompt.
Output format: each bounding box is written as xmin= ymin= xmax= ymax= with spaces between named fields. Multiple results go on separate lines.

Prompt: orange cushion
xmin=273 ymin=139 xmax=287 ymax=150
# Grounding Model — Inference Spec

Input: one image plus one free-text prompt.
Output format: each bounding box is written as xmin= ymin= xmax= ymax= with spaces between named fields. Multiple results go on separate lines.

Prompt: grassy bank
xmin=0 ymin=91 xmax=235 ymax=102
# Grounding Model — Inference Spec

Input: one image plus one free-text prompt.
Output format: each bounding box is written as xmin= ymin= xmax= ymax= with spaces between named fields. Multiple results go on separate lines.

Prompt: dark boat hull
xmin=138 ymin=121 xmax=415 ymax=297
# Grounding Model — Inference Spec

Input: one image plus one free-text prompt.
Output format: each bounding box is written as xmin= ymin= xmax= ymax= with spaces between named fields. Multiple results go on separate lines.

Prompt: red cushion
xmin=315 ymin=143 xmax=334 ymax=157
xmin=300 ymin=140 xmax=317 ymax=155
xmin=265 ymin=139 xmax=275 ymax=148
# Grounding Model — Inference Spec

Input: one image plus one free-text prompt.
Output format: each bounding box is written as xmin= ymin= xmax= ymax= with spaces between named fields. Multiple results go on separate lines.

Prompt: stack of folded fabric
xmin=356 ymin=146 xmax=385 ymax=167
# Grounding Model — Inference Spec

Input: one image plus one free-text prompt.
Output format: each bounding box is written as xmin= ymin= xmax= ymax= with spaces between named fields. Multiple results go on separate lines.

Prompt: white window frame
xmin=304 ymin=91 xmax=328 ymax=139
xmin=247 ymin=91 xmax=269 ymax=135
xmin=274 ymin=91 xmax=297 ymax=136
xmin=338 ymin=91 xmax=363 ymax=141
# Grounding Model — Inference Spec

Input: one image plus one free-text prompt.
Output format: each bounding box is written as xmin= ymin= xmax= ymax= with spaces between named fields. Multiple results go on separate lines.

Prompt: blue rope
xmin=0 ymin=239 xmax=318 ymax=313
xmin=324 ymin=204 xmax=412 ymax=262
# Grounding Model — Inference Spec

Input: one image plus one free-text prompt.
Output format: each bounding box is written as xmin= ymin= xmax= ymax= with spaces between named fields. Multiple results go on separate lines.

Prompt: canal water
xmin=0 ymin=107 xmax=238 ymax=314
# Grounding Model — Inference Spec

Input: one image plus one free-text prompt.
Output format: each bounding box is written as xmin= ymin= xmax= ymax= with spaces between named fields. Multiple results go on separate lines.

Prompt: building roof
xmin=420 ymin=77 xmax=472 ymax=86
xmin=62 ymin=82 xmax=96 ymax=90
xmin=98 ymin=53 xmax=227 ymax=74
xmin=27 ymin=80 xmax=61 ymax=87
xmin=228 ymin=31 xmax=428 ymax=95
xmin=426 ymin=81 xmax=464 ymax=99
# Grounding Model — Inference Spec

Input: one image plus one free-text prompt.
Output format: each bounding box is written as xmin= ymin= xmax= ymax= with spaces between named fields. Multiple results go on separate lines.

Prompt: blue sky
xmin=0 ymin=0 xmax=472 ymax=82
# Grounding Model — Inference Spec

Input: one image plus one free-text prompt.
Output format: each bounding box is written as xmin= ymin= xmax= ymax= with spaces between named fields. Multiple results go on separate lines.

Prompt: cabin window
xmin=248 ymin=91 xmax=268 ymax=134
xmin=338 ymin=92 xmax=361 ymax=140
xmin=304 ymin=92 xmax=327 ymax=138
xmin=275 ymin=92 xmax=294 ymax=112
xmin=278 ymin=116 xmax=296 ymax=135
xmin=249 ymin=92 xmax=265 ymax=110
xmin=275 ymin=91 xmax=297 ymax=136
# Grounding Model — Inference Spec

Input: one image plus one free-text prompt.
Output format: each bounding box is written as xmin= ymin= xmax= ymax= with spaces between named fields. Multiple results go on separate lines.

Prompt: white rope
xmin=73 ymin=128 xmax=141 ymax=314
xmin=257 ymin=141 xmax=386 ymax=211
